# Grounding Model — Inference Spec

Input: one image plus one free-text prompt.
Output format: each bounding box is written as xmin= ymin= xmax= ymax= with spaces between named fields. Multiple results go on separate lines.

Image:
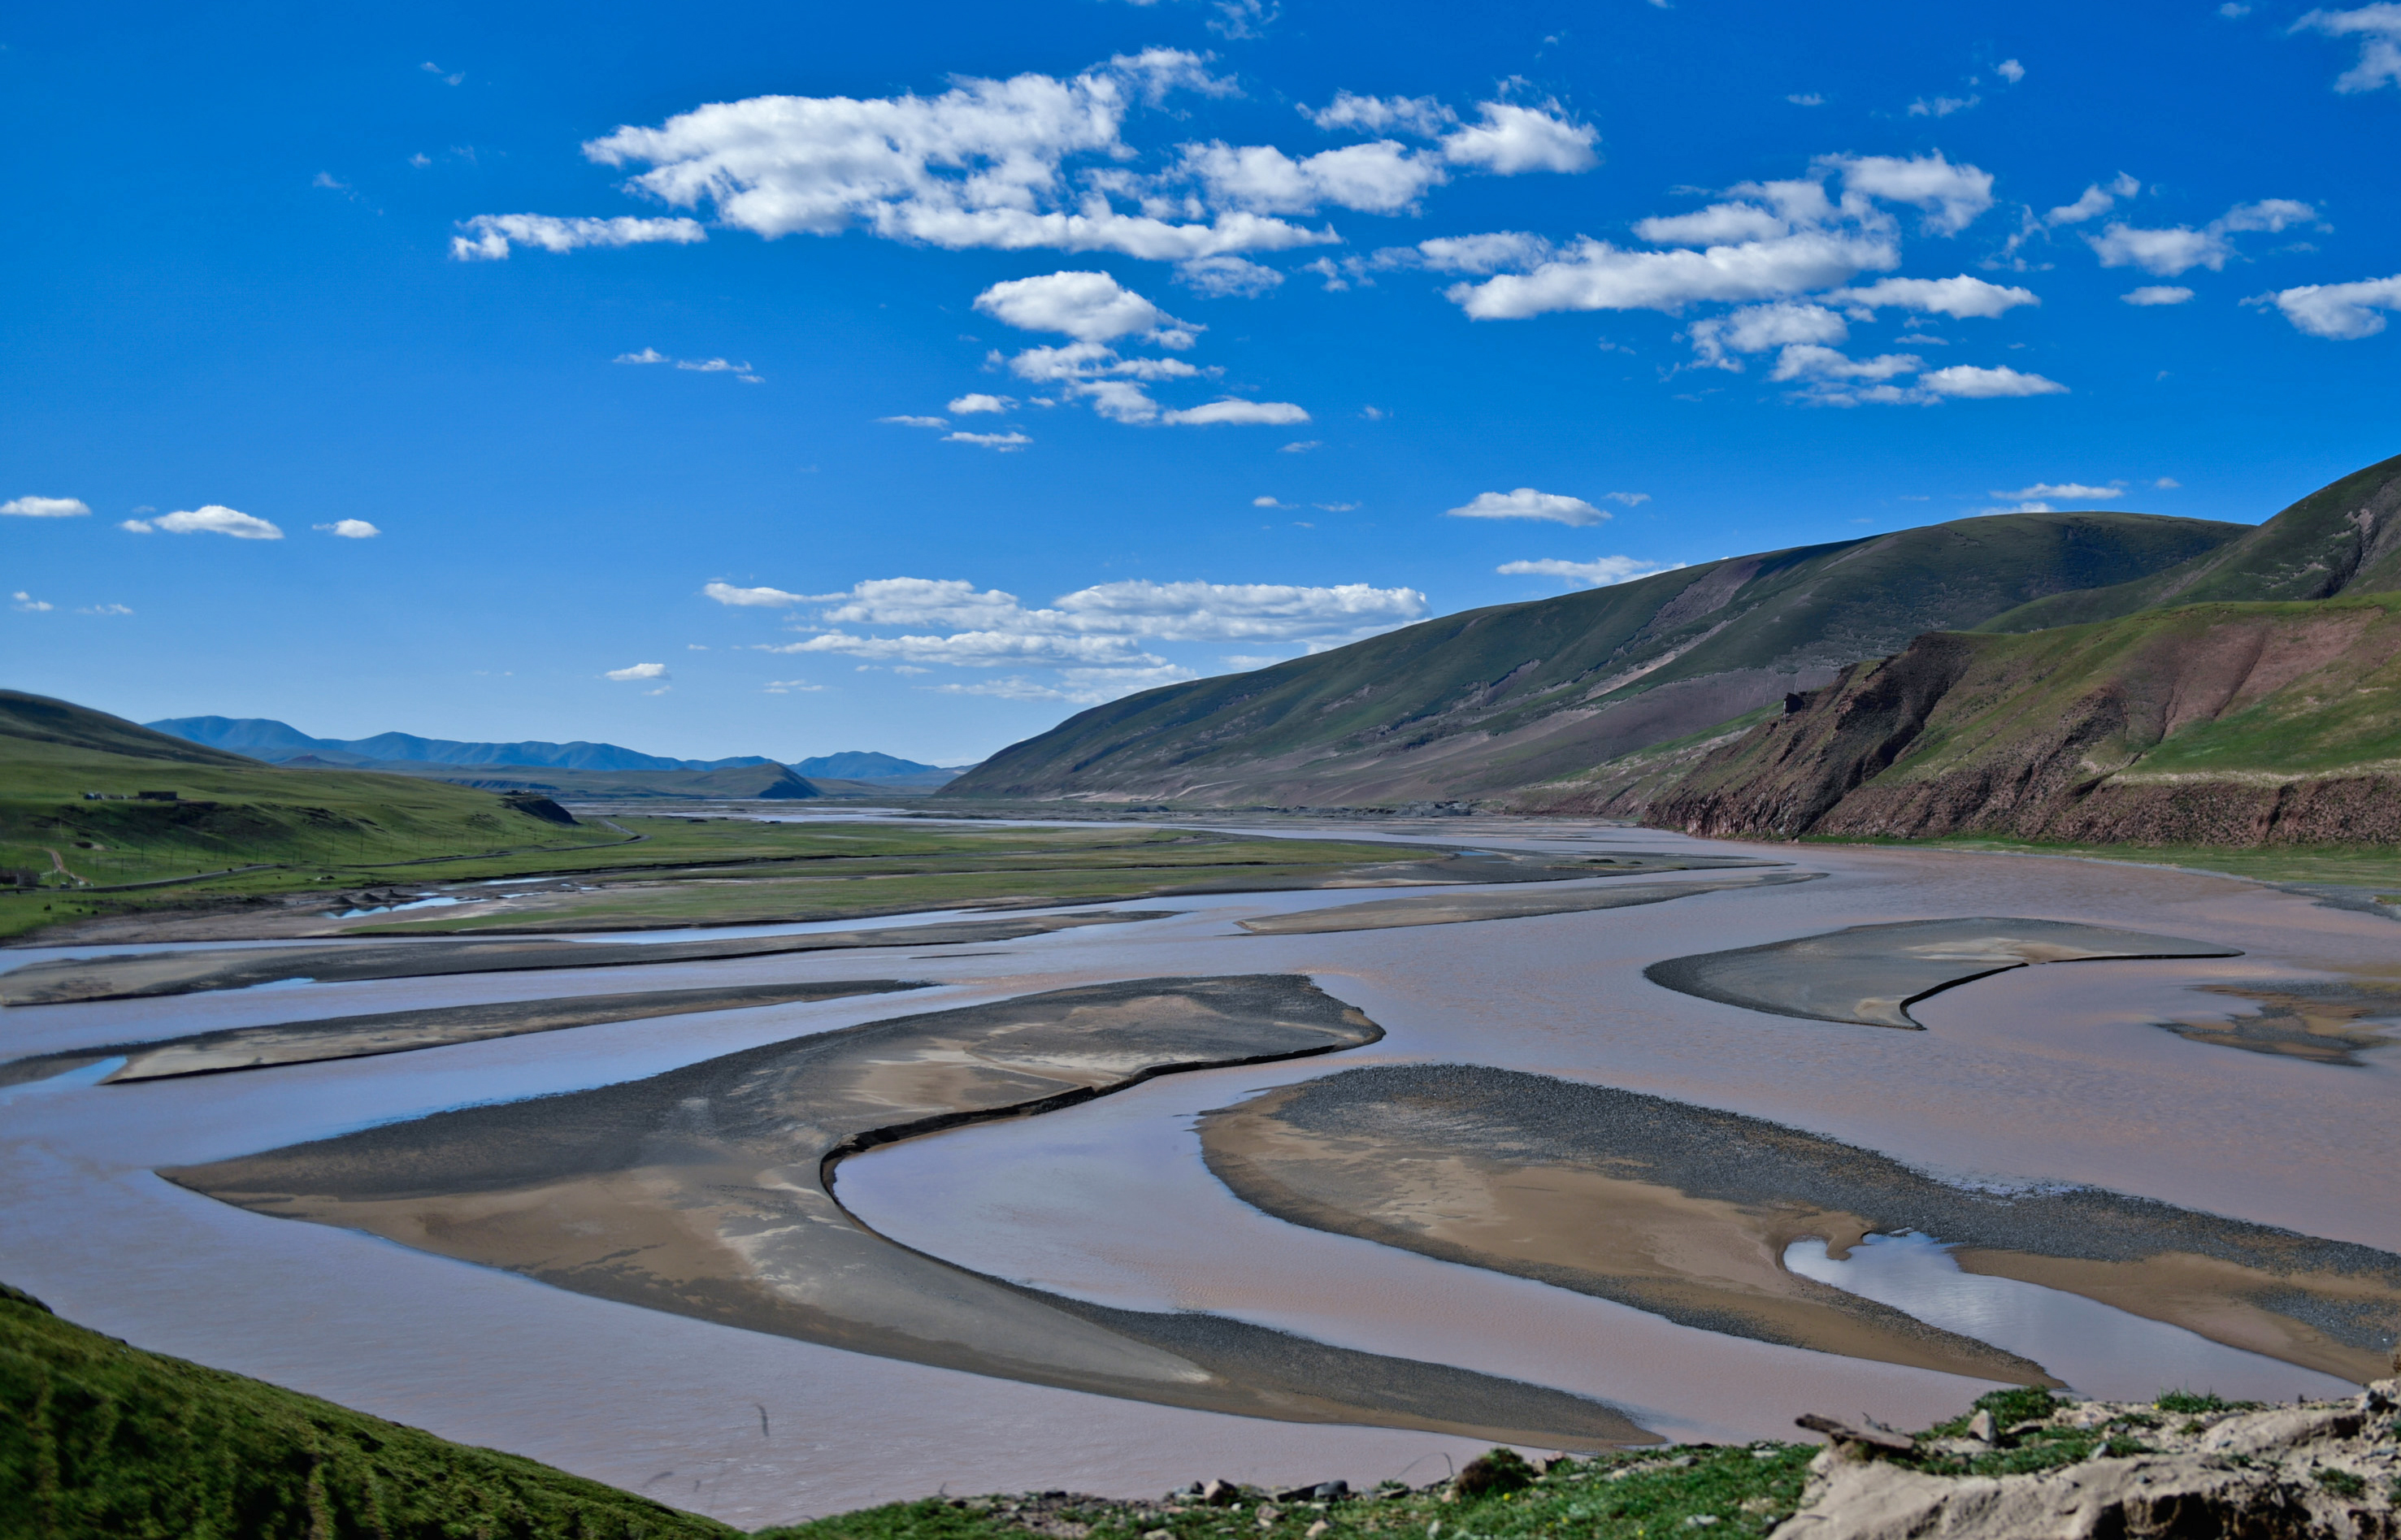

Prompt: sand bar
xmin=2154 ymin=980 xmax=2401 ymax=1065
xmin=166 ymin=976 xmax=1653 ymax=1450
xmin=1236 ymin=870 xmax=1821 ymax=935
xmin=1643 ymin=917 xmax=2242 ymax=1028
xmin=1200 ymin=1065 xmax=2401 ymax=1385
xmin=0 ymin=978 xmax=931 ymax=1087
xmin=0 ymin=910 xmax=1174 ymax=1007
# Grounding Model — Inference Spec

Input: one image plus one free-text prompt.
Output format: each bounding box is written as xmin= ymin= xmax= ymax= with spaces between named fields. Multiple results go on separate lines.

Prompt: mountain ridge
xmin=941 ymin=510 xmax=2247 ymax=807
xmin=146 ymin=718 xmax=965 ymax=783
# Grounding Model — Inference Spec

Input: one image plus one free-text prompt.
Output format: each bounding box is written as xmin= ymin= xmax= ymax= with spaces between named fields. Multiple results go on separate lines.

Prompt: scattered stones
xmin=1772 ymin=1382 xmax=2401 ymax=1540
xmin=1795 ymin=1413 xmax=1917 ymax=1457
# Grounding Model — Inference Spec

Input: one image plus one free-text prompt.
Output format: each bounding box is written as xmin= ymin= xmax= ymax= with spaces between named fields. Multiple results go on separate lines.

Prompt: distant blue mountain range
xmin=147 ymin=717 xmax=962 ymax=782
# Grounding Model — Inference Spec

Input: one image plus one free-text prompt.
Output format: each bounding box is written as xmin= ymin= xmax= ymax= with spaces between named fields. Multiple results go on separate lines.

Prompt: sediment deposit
xmin=1200 ymin=1065 xmax=2401 ymax=1384
xmin=166 ymin=977 xmax=1652 ymax=1449
xmin=1642 ymin=917 xmax=2240 ymax=1028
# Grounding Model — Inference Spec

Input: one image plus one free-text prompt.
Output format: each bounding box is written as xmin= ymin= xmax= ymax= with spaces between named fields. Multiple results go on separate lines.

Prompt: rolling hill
xmin=0 ymin=692 xmax=617 ymax=909
xmin=941 ymin=510 xmax=2244 ymax=808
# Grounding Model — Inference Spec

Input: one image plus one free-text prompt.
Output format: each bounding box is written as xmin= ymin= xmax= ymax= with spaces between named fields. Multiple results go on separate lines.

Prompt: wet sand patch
xmin=1643 ymin=917 xmax=2240 ymax=1028
xmin=0 ymin=979 xmax=931 ymax=1087
xmin=1199 ymin=1065 xmax=2401 ymax=1385
xmin=163 ymin=977 xmax=1653 ymax=1451
xmin=1236 ymin=871 xmax=1821 ymax=935
xmin=0 ymin=910 xmax=1175 ymax=1007
xmin=2155 ymin=981 xmax=2401 ymax=1065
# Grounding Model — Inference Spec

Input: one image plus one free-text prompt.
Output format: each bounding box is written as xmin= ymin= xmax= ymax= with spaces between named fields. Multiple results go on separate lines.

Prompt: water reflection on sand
xmin=2 ymin=819 xmax=2395 ymax=1526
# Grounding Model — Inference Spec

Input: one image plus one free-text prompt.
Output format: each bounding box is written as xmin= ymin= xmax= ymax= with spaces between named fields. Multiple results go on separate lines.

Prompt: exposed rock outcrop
xmin=1651 ymin=595 xmax=2401 ymax=848
xmin=1772 ymin=1384 xmax=2401 ymax=1540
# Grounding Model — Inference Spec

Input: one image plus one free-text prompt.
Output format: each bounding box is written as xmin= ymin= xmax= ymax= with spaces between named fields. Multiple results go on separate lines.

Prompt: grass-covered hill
xmin=0 ymin=691 xmax=619 ymax=935
xmin=940 ymin=510 xmax=2242 ymax=809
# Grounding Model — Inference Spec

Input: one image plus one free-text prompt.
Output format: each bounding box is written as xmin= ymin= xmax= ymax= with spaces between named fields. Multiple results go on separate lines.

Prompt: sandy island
xmin=1643 ymin=917 xmax=2242 ymax=1028
xmin=165 ymin=976 xmax=1656 ymax=1451
xmin=1200 ymin=1064 xmax=2401 ymax=1386
xmin=0 ymin=978 xmax=931 ymax=1087
xmin=1237 ymin=871 xmax=1821 ymax=935
xmin=2156 ymin=979 xmax=2401 ymax=1065
xmin=0 ymin=910 xmax=1176 ymax=1007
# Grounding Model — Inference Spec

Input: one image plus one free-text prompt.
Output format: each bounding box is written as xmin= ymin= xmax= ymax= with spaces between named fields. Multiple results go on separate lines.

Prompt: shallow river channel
xmin=2 ymin=818 xmax=2394 ymax=1528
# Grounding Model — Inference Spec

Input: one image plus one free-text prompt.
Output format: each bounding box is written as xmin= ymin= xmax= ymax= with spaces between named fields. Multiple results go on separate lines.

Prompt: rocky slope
xmin=944 ymin=512 xmax=2241 ymax=808
xmin=1649 ymin=594 xmax=2401 ymax=847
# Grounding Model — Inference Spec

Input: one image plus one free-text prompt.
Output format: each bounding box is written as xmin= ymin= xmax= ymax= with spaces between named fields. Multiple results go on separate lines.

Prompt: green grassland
xmin=0 ymin=692 xmax=1468 ymax=941
xmin=0 ymin=692 xmax=630 ymax=938
xmin=345 ymin=823 xmax=1466 ymax=935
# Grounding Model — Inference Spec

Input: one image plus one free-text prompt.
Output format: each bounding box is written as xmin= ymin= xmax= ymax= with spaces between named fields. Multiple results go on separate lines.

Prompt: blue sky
xmin=7 ymin=0 xmax=2399 ymax=765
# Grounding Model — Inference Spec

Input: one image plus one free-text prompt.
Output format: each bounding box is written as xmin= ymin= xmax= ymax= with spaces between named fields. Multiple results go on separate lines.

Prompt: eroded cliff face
xmin=1648 ymin=597 xmax=2401 ymax=848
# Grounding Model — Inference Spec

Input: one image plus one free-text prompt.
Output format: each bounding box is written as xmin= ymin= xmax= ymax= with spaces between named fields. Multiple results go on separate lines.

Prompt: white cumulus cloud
xmin=2293 ymin=6 xmax=2401 ymax=91
xmin=1305 ymin=92 xmax=1457 ymax=137
xmin=571 ymin=52 xmax=1335 ymax=262
xmin=879 ymin=414 xmax=949 ymax=427
xmin=451 ymin=214 xmax=707 ymax=260
xmin=1834 ymin=151 xmax=1994 ymax=235
xmin=1447 ymin=488 xmax=1613 ymax=526
xmin=605 ymin=662 xmax=669 ymax=680
xmin=1161 ymin=398 xmax=1309 ymax=425
xmin=747 ymin=572 xmax=1425 ymax=703
xmin=123 ymin=505 xmax=284 ymax=539
xmin=2088 ymin=197 xmax=2316 ymax=275
xmin=12 ymin=591 xmax=53 ymax=612
xmin=2251 ymin=272 xmax=2401 ymax=338
xmin=2 ymin=496 xmax=91 ymax=518
xmin=705 ymin=580 xmax=809 ymax=607
xmin=315 ymin=519 xmax=380 ymax=538
xmin=1183 ymin=138 xmax=1449 ymax=215
xmin=945 ymin=431 xmax=1033 ymax=450
xmin=975 ymin=271 xmax=1194 ymax=345
xmin=948 ymin=393 xmax=1016 ymax=414
xmin=1992 ymin=482 xmax=2123 ymax=501
xmin=2047 ymin=173 xmax=2142 ymax=226
xmin=2122 ymin=285 xmax=2195 ymax=306
xmin=1920 ymin=364 xmax=2069 ymax=397
xmin=1438 ymin=101 xmax=1599 ymax=175
xmin=1827 ymin=275 xmax=2038 ymax=319
xmin=1497 ymin=556 xmax=1680 ymax=588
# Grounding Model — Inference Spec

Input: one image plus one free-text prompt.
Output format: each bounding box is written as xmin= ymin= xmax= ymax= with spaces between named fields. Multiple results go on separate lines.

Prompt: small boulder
xmin=1454 ymin=1449 xmax=1535 ymax=1499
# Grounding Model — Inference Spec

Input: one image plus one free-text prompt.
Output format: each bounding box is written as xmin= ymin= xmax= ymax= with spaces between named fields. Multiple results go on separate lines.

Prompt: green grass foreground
xmin=7 ymin=1283 xmax=2334 ymax=1540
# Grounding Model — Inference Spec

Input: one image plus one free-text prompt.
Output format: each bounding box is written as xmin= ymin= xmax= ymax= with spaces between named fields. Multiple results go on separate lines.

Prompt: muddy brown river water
xmin=0 ymin=818 xmax=2394 ymax=1529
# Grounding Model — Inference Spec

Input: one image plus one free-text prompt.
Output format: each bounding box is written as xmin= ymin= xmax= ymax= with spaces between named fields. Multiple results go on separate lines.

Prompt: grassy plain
xmin=345 ymin=822 xmax=1474 ymax=935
